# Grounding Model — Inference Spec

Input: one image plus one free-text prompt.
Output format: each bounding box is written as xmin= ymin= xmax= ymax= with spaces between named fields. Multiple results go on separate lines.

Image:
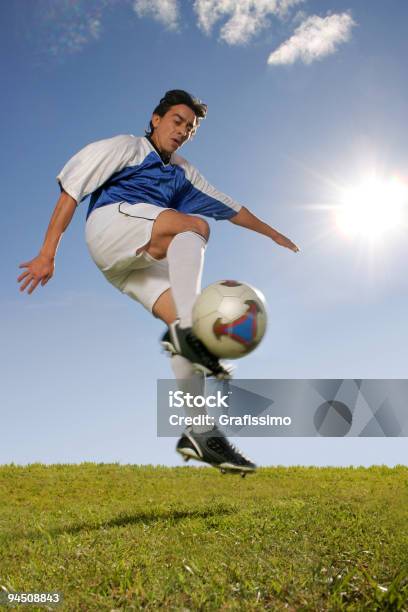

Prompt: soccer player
xmin=18 ymin=90 xmax=299 ymax=475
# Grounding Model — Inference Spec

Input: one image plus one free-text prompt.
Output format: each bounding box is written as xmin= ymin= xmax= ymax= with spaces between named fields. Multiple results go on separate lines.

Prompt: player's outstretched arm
xmin=229 ymin=206 xmax=300 ymax=253
xmin=18 ymin=191 xmax=77 ymax=294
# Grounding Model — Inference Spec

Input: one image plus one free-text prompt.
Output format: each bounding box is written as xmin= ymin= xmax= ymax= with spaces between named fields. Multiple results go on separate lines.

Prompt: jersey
xmin=56 ymin=134 xmax=242 ymax=221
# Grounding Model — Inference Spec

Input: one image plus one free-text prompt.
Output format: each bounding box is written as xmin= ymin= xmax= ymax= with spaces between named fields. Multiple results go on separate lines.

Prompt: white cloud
xmin=88 ymin=17 xmax=102 ymax=40
xmin=276 ymin=0 xmax=305 ymax=19
xmin=194 ymin=0 xmax=304 ymax=45
xmin=292 ymin=9 xmax=307 ymax=25
xmin=133 ymin=0 xmax=179 ymax=31
xmin=267 ymin=12 xmax=355 ymax=65
xmin=35 ymin=0 xmax=106 ymax=58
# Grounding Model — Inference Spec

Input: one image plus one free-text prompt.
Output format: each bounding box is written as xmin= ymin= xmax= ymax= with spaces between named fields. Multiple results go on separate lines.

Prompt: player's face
xmin=151 ymin=104 xmax=197 ymax=155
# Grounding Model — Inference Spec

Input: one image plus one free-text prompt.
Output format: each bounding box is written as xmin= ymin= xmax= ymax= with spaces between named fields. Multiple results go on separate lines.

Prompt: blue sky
xmin=1 ymin=0 xmax=408 ymax=466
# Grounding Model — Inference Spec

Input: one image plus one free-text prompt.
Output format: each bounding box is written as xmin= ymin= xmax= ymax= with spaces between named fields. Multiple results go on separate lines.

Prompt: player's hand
xmin=273 ymin=233 xmax=300 ymax=253
xmin=17 ymin=254 xmax=55 ymax=294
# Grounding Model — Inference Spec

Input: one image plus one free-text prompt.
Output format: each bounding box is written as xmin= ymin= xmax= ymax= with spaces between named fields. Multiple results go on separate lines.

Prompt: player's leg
xmin=152 ymin=288 xmax=213 ymax=434
xmin=98 ymin=256 xmax=256 ymax=473
xmin=143 ymin=209 xmax=208 ymax=328
xmin=151 ymin=286 xmax=176 ymax=325
xmin=151 ymin=288 xmax=255 ymax=474
xmin=143 ymin=210 xmax=230 ymax=378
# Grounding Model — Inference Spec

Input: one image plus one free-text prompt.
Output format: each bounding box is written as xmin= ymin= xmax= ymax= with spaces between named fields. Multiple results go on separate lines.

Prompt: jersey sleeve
xmin=56 ymin=135 xmax=137 ymax=204
xmin=173 ymin=157 xmax=242 ymax=220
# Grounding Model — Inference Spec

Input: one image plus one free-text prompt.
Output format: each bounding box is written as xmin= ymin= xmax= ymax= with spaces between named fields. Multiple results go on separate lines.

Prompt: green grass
xmin=0 ymin=464 xmax=407 ymax=611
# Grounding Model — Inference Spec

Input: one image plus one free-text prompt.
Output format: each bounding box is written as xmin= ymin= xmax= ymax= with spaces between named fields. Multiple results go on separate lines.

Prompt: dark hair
xmin=145 ymin=89 xmax=207 ymax=138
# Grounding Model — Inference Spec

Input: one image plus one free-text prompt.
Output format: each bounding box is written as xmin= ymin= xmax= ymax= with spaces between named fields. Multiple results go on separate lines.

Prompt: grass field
xmin=0 ymin=464 xmax=407 ymax=611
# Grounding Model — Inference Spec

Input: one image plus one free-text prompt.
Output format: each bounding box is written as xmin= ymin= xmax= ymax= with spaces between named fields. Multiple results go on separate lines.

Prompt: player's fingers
xmin=27 ymin=278 xmax=41 ymax=295
xmin=19 ymin=276 xmax=33 ymax=292
xmin=18 ymin=262 xmax=31 ymax=268
xmin=17 ymin=270 xmax=30 ymax=282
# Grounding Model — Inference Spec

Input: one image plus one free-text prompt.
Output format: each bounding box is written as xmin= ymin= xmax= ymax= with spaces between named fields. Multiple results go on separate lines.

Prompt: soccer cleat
xmin=161 ymin=321 xmax=232 ymax=379
xmin=176 ymin=426 xmax=256 ymax=477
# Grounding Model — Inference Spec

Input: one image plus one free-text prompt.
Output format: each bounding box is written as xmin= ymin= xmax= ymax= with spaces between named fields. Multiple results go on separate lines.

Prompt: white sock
xmin=170 ymin=354 xmax=214 ymax=434
xmin=167 ymin=231 xmax=206 ymax=329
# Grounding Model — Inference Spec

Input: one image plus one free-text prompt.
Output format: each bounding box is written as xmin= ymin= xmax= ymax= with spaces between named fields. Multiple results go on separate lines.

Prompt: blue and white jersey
xmin=56 ymin=134 xmax=242 ymax=221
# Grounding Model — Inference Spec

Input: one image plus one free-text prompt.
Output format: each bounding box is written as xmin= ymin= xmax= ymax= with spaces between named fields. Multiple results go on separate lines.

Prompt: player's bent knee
xmin=152 ymin=210 xmax=206 ymax=238
xmin=149 ymin=211 xmax=210 ymax=250
xmin=188 ymin=217 xmax=210 ymax=241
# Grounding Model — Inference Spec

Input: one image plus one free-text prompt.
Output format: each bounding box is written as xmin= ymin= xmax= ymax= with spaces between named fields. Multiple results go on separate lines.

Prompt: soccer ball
xmin=192 ymin=280 xmax=267 ymax=359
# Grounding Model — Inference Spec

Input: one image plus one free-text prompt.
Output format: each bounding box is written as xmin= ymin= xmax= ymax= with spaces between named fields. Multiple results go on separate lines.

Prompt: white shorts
xmin=85 ymin=202 xmax=171 ymax=313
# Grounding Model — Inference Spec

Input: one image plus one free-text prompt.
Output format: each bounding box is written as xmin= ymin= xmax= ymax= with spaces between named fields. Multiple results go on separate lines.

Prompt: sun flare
xmin=335 ymin=176 xmax=407 ymax=239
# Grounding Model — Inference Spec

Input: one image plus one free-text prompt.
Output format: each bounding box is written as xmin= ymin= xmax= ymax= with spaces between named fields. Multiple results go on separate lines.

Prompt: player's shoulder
xmin=171 ymin=152 xmax=189 ymax=167
xmin=86 ymin=133 xmax=137 ymax=153
xmin=106 ymin=134 xmax=141 ymax=148
xmin=104 ymin=134 xmax=153 ymax=159
xmin=171 ymin=153 xmax=198 ymax=179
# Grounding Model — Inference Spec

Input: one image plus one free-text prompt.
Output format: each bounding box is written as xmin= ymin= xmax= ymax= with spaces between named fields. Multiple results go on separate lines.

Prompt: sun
xmin=335 ymin=176 xmax=407 ymax=239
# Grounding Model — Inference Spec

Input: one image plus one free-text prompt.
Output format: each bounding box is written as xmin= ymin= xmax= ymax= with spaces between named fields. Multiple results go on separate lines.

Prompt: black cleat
xmin=176 ymin=426 xmax=256 ymax=476
xmin=161 ymin=321 xmax=232 ymax=379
